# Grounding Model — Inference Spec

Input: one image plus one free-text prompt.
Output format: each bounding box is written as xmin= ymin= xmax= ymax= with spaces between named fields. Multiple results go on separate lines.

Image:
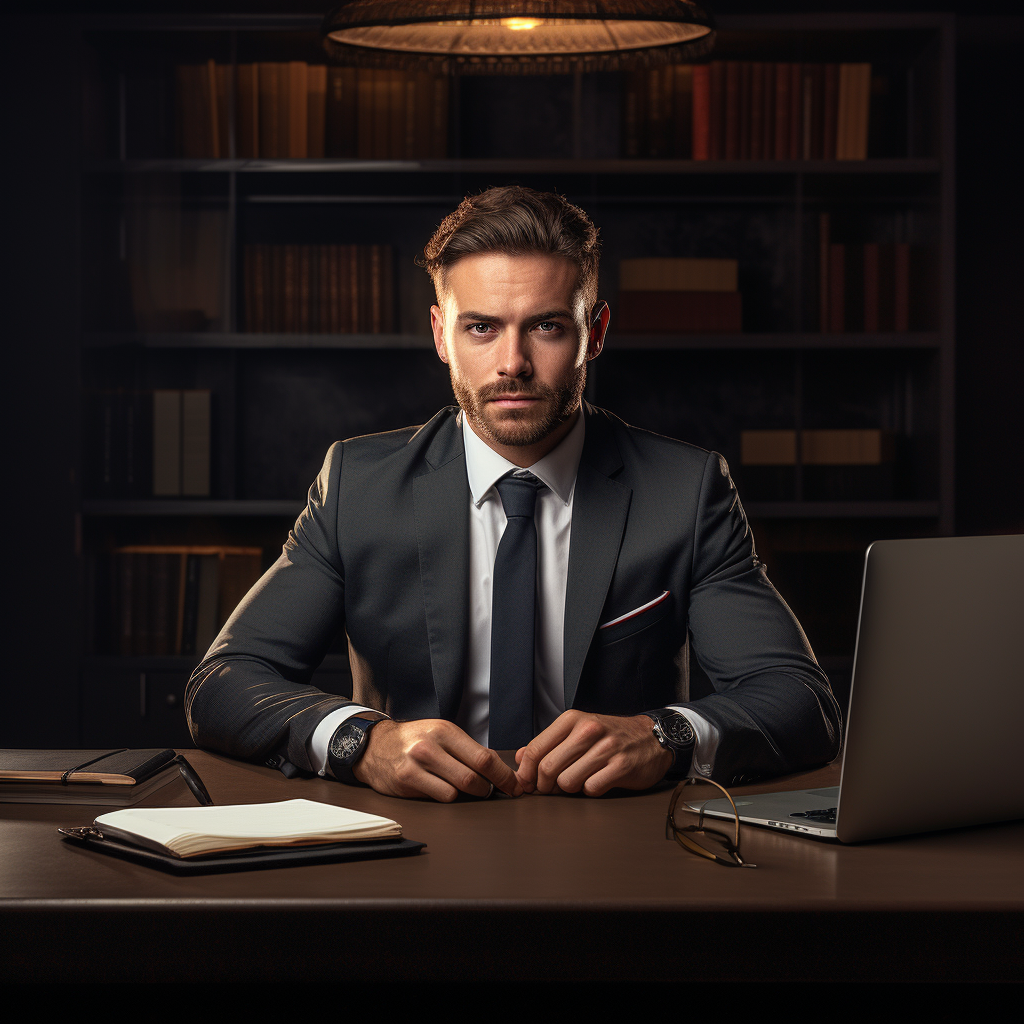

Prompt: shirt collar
xmin=461 ymin=407 xmax=585 ymax=508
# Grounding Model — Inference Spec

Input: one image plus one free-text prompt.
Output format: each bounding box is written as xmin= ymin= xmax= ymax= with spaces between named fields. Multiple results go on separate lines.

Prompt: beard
xmin=450 ymin=362 xmax=587 ymax=449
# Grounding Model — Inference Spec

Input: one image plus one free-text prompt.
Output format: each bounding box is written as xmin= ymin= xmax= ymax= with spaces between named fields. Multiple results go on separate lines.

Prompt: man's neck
xmin=464 ymin=407 xmax=581 ymax=468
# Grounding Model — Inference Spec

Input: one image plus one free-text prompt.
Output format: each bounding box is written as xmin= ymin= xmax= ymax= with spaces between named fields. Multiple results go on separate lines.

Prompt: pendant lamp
xmin=320 ymin=1 xmax=716 ymax=74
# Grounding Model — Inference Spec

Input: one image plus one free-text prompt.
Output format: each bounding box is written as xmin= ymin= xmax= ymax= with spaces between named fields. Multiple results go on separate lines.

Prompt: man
xmin=186 ymin=186 xmax=842 ymax=802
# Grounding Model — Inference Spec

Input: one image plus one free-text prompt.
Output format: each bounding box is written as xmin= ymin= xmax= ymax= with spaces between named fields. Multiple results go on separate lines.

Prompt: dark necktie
xmin=488 ymin=471 xmax=544 ymax=750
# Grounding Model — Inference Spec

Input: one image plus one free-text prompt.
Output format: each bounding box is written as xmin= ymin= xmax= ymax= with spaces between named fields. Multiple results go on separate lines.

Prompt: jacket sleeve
xmin=185 ymin=442 xmax=359 ymax=774
xmin=679 ymin=452 xmax=844 ymax=784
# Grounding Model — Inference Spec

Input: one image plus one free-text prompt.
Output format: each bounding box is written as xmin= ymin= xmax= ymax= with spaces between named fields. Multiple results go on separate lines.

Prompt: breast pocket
xmin=597 ymin=590 xmax=672 ymax=646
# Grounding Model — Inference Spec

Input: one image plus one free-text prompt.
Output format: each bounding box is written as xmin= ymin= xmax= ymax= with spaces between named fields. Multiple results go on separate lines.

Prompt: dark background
xmin=2 ymin=1 xmax=1021 ymax=747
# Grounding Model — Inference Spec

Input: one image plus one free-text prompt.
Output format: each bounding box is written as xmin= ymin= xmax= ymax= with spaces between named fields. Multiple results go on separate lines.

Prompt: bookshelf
xmin=75 ymin=12 xmax=955 ymax=744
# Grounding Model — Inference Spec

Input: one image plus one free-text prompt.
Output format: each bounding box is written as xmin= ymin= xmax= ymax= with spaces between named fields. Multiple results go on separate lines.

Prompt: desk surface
xmin=2 ymin=751 xmax=1022 ymax=984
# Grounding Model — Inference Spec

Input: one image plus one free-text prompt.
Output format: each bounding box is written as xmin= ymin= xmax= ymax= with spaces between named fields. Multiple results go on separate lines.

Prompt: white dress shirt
xmin=311 ymin=409 xmax=718 ymax=777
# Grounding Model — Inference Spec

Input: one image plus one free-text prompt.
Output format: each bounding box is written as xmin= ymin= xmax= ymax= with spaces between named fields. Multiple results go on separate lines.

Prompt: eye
xmin=468 ymin=322 xmax=493 ymax=336
xmin=535 ymin=321 xmax=562 ymax=334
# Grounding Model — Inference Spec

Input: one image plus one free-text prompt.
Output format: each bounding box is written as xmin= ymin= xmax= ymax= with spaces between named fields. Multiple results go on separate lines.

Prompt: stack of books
xmin=624 ymin=61 xmax=872 ymax=161
xmin=86 ymin=389 xmax=212 ymax=499
xmin=243 ymin=243 xmax=395 ymax=334
xmin=100 ymin=546 xmax=264 ymax=657
xmin=819 ymin=215 xmax=930 ymax=332
xmin=175 ymin=60 xmax=448 ymax=159
xmin=616 ymin=258 xmax=742 ymax=333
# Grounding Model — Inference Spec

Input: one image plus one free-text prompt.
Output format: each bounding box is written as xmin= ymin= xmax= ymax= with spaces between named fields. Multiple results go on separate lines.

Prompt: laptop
xmin=695 ymin=533 xmax=1024 ymax=843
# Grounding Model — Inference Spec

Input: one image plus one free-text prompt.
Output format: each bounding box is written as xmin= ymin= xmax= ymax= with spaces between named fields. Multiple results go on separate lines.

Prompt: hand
xmin=515 ymin=710 xmax=673 ymax=797
xmin=352 ymin=719 xmax=523 ymax=802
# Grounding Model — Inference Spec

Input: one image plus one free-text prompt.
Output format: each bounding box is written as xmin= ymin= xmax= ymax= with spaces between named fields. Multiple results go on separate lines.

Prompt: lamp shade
xmin=320 ymin=1 xmax=716 ymax=73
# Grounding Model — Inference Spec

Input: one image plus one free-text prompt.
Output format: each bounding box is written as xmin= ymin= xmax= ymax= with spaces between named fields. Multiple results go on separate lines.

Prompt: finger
xmin=533 ymin=718 xmax=611 ymax=794
xmin=435 ymin=730 xmax=523 ymax=797
xmin=515 ymin=713 xmax=577 ymax=791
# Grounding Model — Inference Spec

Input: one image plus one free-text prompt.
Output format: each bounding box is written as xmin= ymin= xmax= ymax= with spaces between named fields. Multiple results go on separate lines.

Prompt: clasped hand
xmin=352 ymin=710 xmax=672 ymax=802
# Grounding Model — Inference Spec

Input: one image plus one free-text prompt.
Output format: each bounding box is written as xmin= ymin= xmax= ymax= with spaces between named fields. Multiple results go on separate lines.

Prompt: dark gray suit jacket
xmin=186 ymin=404 xmax=842 ymax=785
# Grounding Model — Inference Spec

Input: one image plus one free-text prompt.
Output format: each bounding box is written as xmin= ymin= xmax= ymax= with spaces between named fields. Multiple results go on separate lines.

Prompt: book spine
xmin=326 ymin=66 xmax=357 ymax=157
xmin=288 ymin=61 xmax=308 ymax=158
xmin=789 ymin=64 xmax=803 ymax=160
xmin=672 ymin=64 xmax=693 ymax=159
xmin=181 ymin=390 xmax=211 ymax=497
xmin=828 ymin=243 xmax=845 ymax=333
xmin=819 ymin=213 xmax=830 ymax=333
xmin=863 ymin=242 xmax=880 ymax=332
xmin=724 ymin=61 xmax=740 ymax=160
xmin=774 ymin=63 xmax=790 ymax=160
xmin=307 ymin=64 xmax=326 ymax=159
xmin=236 ymin=64 xmax=259 ymax=159
xmin=152 ymin=390 xmax=182 ymax=496
xmin=894 ymin=242 xmax=910 ymax=331
xmin=691 ymin=64 xmax=710 ymax=160
xmin=737 ymin=62 xmax=751 ymax=160
xmin=749 ymin=62 xmax=764 ymax=160
xmin=258 ymin=63 xmax=280 ymax=158
xmin=823 ymin=63 xmax=839 ymax=160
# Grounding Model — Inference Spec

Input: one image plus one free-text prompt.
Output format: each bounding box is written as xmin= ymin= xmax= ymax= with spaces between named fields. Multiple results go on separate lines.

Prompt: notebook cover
xmin=0 ymin=749 xmax=177 ymax=784
xmin=59 ymin=830 xmax=426 ymax=875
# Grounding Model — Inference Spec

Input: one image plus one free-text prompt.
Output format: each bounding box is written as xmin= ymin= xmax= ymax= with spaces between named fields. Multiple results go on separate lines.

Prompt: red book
xmin=692 ymin=65 xmax=711 ymax=160
xmin=709 ymin=61 xmax=725 ymax=160
xmin=724 ymin=61 xmax=741 ymax=160
xmin=738 ymin=62 xmax=752 ymax=160
xmin=616 ymin=291 xmax=743 ymax=334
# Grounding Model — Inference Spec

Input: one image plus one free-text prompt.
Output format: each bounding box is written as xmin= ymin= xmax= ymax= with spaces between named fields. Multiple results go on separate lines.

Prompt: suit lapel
xmin=563 ymin=410 xmax=632 ymax=711
xmin=413 ymin=417 xmax=470 ymax=721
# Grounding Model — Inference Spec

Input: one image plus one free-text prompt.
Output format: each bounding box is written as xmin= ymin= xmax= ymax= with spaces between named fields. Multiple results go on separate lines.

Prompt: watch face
xmin=330 ymin=725 xmax=364 ymax=762
xmin=662 ymin=716 xmax=694 ymax=747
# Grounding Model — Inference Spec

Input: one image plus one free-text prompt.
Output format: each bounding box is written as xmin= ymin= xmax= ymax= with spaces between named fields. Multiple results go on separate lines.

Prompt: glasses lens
xmin=669 ymin=778 xmax=749 ymax=866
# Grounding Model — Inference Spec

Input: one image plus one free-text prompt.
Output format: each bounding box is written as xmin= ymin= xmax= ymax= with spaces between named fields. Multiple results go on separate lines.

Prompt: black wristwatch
xmin=327 ymin=715 xmax=382 ymax=786
xmin=643 ymin=708 xmax=696 ymax=781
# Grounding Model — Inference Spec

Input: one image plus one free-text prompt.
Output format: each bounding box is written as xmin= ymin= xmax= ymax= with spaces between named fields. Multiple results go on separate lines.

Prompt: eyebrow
xmin=455 ymin=309 xmax=574 ymax=324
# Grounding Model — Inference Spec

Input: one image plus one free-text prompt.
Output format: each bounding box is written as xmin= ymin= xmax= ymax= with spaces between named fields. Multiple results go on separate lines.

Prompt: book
xmin=105 ymin=546 xmax=262 ymax=657
xmin=0 ymin=748 xmax=204 ymax=806
xmin=619 ymin=257 xmax=738 ymax=292
xmin=616 ymin=291 xmax=742 ymax=333
xmin=740 ymin=429 xmax=895 ymax=465
xmin=90 ymin=798 xmax=402 ymax=859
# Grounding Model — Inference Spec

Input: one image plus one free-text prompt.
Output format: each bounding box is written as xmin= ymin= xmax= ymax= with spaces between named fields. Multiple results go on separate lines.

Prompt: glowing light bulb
xmin=501 ymin=18 xmax=542 ymax=31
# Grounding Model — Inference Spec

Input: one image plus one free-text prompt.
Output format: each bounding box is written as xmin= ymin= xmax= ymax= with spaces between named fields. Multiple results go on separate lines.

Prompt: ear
xmin=587 ymin=300 xmax=610 ymax=361
xmin=431 ymin=305 xmax=448 ymax=364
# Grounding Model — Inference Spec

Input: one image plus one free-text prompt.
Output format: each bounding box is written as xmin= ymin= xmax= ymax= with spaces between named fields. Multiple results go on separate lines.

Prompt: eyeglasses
xmin=666 ymin=777 xmax=756 ymax=868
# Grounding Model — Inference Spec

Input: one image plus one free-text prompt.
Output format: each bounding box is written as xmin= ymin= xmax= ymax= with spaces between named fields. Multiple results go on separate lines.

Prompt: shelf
xmin=83 ymin=332 xmax=434 ymax=350
xmin=609 ymin=333 xmax=941 ymax=351
xmin=744 ymin=501 xmax=940 ymax=519
xmin=87 ymin=158 xmax=943 ymax=176
xmin=83 ymin=332 xmax=941 ymax=351
xmin=82 ymin=500 xmax=304 ymax=516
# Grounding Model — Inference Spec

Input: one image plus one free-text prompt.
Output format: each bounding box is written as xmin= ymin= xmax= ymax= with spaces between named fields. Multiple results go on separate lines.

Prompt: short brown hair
xmin=419 ymin=186 xmax=601 ymax=307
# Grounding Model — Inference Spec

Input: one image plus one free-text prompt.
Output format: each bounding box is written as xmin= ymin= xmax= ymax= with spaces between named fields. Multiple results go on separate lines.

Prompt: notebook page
xmin=95 ymin=798 xmax=399 ymax=848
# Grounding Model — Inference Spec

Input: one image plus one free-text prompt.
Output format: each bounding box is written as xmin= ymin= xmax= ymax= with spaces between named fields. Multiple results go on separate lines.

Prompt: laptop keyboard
xmin=790 ymin=807 xmax=837 ymax=825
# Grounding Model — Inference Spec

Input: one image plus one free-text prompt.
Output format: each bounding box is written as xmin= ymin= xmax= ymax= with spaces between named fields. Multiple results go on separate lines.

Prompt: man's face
xmin=431 ymin=252 xmax=605 ymax=464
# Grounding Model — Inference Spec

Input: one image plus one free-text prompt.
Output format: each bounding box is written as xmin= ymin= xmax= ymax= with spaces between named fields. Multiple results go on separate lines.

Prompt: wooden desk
xmin=1 ymin=751 xmax=1022 ymax=985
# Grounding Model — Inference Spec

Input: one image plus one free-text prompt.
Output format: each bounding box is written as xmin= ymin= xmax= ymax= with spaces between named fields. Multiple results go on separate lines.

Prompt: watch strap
xmin=643 ymin=708 xmax=695 ymax=781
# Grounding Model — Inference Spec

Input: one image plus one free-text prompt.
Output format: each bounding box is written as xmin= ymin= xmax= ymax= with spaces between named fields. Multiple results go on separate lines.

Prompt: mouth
xmin=489 ymin=395 xmax=540 ymax=408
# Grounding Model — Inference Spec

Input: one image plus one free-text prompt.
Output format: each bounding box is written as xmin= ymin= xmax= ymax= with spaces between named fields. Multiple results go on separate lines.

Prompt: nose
xmin=496 ymin=329 xmax=532 ymax=379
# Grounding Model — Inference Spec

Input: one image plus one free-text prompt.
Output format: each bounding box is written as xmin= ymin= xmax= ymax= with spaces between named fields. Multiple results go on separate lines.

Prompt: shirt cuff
xmin=309 ymin=705 xmax=389 ymax=777
xmin=664 ymin=706 xmax=720 ymax=778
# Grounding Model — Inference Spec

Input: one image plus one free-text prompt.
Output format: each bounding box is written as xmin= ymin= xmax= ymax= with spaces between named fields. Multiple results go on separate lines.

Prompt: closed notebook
xmin=0 ymin=748 xmax=194 ymax=806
